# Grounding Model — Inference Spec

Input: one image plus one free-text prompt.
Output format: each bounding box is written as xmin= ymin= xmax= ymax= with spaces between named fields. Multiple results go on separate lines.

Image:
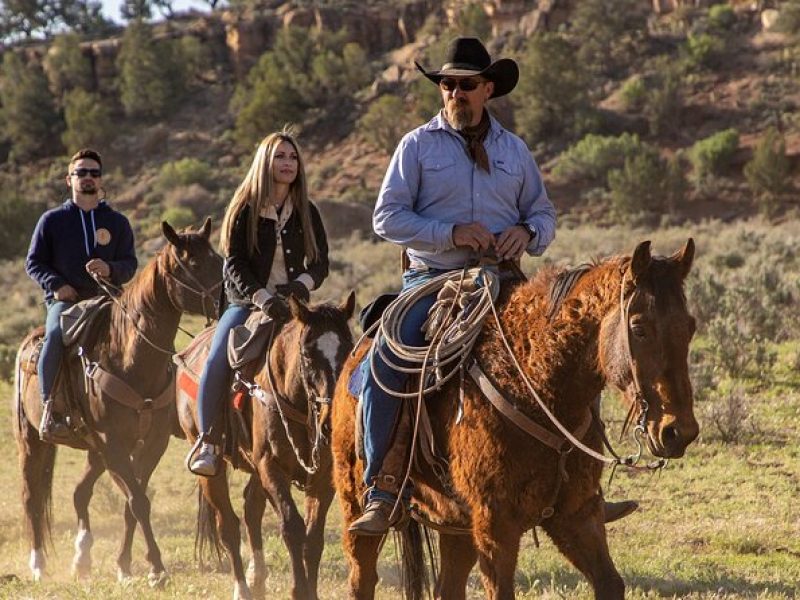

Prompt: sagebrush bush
xmin=161 ymin=206 xmax=196 ymax=230
xmin=619 ymin=76 xmax=647 ymax=111
xmin=689 ymin=128 xmax=739 ymax=182
xmin=708 ymin=4 xmax=736 ymax=31
xmin=704 ymin=385 xmax=755 ymax=444
xmin=744 ymin=127 xmax=790 ymax=218
xmin=683 ymin=32 xmax=727 ymax=70
xmin=553 ymin=133 xmax=646 ymax=185
xmin=158 ymin=158 xmax=213 ymax=191
xmin=643 ymin=61 xmax=683 ymax=136
xmin=607 ymin=151 xmax=669 ymax=220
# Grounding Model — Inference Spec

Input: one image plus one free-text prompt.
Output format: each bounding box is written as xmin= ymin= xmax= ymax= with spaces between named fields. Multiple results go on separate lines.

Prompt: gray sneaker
xmin=189 ymin=442 xmax=219 ymax=476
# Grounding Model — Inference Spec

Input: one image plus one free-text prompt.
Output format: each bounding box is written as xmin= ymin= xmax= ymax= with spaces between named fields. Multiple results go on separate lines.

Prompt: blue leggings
xmin=196 ymin=304 xmax=251 ymax=434
xmin=37 ymin=301 xmax=73 ymax=399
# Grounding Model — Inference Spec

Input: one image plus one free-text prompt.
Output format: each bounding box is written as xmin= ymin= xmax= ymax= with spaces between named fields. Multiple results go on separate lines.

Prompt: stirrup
xmin=186 ymin=436 xmax=219 ymax=477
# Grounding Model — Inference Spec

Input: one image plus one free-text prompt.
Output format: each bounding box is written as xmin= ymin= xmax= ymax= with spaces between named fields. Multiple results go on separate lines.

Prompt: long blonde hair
xmin=220 ymin=130 xmax=319 ymax=263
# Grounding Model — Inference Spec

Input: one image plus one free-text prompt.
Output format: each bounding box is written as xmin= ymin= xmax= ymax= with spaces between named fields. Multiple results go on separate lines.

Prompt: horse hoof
xmin=31 ymin=569 xmax=43 ymax=583
xmin=117 ymin=569 xmax=133 ymax=585
xmin=233 ymin=579 xmax=253 ymax=600
xmin=71 ymin=563 xmax=91 ymax=580
xmin=148 ymin=571 xmax=169 ymax=589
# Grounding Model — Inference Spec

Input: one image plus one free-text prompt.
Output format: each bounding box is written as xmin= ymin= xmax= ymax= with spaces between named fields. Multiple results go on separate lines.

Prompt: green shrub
xmin=158 ymin=158 xmax=213 ymax=190
xmin=689 ymin=128 xmax=739 ymax=181
xmin=358 ymin=95 xmax=413 ymax=155
xmin=663 ymin=154 xmax=689 ymax=212
xmin=683 ymin=32 xmax=726 ymax=70
xmin=61 ymin=89 xmax=114 ymax=150
xmin=117 ymin=20 xmax=186 ymax=118
xmin=512 ymin=33 xmax=593 ymax=144
xmin=571 ymin=0 xmax=649 ymax=78
xmin=708 ymin=4 xmax=736 ymax=31
xmin=607 ymin=151 xmax=670 ymax=220
xmin=176 ymin=35 xmax=213 ymax=86
xmin=0 ymin=53 xmax=62 ymax=161
xmin=231 ymin=27 xmax=373 ymax=149
xmin=161 ymin=206 xmax=196 ymax=230
xmin=454 ymin=3 xmax=491 ymax=40
xmin=553 ymin=133 xmax=645 ymax=185
xmin=775 ymin=0 xmax=800 ymax=34
xmin=744 ymin=127 xmax=790 ymax=218
xmin=42 ymin=34 xmax=94 ymax=99
xmin=619 ymin=76 xmax=646 ymax=111
xmin=0 ymin=186 xmax=44 ymax=259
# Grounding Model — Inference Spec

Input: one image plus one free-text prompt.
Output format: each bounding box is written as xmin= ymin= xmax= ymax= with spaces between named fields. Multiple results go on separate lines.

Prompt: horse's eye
xmin=188 ymin=257 xmax=198 ymax=267
xmin=630 ymin=319 xmax=646 ymax=338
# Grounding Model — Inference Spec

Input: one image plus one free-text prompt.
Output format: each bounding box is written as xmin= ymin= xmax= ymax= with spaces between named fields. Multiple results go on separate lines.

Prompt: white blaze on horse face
xmin=316 ymin=332 xmax=341 ymax=373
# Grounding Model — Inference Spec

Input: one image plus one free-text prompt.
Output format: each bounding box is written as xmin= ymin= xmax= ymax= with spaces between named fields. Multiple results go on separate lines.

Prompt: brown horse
xmin=13 ymin=219 xmax=223 ymax=584
xmin=332 ymin=240 xmax=699 ymax=600
xmin=177 ymin=292 xmax=356 ymax=600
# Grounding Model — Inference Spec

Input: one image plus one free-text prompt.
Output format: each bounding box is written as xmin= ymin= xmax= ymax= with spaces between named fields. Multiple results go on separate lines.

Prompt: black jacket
xmin=223 ymin=201 xmax=329 ymax=307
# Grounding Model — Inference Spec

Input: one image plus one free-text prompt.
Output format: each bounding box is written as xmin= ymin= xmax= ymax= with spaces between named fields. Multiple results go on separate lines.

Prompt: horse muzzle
xmin=647 ymin=415 xmax=699 ymax=458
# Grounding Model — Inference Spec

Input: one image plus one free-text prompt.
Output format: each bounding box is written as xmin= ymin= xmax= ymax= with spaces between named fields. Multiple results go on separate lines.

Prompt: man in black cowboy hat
xmin=351 ymin=37 xmax=637 ymax=535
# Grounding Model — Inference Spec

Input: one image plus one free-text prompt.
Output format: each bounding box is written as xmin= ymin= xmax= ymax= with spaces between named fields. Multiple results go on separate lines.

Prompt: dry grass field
xmin=0 ymin=221 xmax=798 ymax=599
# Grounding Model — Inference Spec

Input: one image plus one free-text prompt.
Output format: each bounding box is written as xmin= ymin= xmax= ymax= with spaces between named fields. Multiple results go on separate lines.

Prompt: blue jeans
xmin=361 ymin=268 xmax=448 ymax=503
xmin=38 ymin=300 xmax=74 ymax=400
xmin=197 ymin=304 xmax=251 ymax=434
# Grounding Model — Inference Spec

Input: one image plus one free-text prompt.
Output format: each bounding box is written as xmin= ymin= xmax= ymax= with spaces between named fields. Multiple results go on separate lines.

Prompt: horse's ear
xmin=671 ymin=238 xmax=695 ymax=280
xmin=162 ymin=221 xmax=183 ymax=249
xmin=199 ymin=217 xmax=212 ymax=240
xmin=288 ymin=295 xmax=311 ymax=323
xmin=339 ymin=290 xmax=356 ymax=321
xmin=630 ymin=240 xmax=652 ymax=282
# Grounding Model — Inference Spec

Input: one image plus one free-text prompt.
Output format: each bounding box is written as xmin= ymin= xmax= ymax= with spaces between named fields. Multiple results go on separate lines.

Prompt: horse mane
xmin=101 ymin=245 xmax=178 ymax=369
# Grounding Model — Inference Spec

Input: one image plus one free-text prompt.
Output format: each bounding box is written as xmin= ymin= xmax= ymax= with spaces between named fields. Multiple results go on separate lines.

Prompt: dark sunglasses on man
xmin=71 ymin=168 xmax=102 ymax=178
xmin=439 ymin=77 xmax=484 ymax=92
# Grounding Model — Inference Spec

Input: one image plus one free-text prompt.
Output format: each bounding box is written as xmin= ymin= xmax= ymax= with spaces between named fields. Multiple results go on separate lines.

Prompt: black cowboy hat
xmin=415 ymin=37 xmax=519 ymax=99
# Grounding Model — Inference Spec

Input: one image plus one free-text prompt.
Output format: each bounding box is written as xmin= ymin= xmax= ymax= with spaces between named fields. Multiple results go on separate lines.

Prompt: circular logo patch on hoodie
xmin=95 ymin=228 xmax=111 ymax=246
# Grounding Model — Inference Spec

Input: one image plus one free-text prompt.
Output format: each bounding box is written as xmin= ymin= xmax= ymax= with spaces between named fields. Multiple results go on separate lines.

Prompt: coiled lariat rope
xmin=369 ymin=266 xmax=500 ymax=400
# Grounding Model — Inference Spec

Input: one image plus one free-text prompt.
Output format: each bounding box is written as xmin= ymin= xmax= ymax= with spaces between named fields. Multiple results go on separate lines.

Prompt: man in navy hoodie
xmin=25 ymin=148 xmax=137 ymax=440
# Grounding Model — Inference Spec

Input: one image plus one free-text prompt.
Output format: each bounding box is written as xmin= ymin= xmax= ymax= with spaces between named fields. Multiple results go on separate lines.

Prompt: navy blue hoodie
xmin=26 ymin=199 xmax=138 ymax=302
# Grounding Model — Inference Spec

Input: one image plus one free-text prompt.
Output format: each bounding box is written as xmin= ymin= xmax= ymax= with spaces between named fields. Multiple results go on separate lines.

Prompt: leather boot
xmin=350 ymin=399 xmax=413 ymax=536
xmin=348 ymin=497 xmax=403 ymax=536
xmin=39 ymin=397 xmax=69 ymax=442
xmin=604 ymin=500 xmax=638 ymax=523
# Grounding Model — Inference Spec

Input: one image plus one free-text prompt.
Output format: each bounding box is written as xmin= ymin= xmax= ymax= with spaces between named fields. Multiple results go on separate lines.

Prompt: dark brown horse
xmin=332 ymin=240 xmax=699 ymax=600
xmin=177 ymin=293 xmax=355 ymax=600
xmin=13 ymin=219 xmax=223 ymax=584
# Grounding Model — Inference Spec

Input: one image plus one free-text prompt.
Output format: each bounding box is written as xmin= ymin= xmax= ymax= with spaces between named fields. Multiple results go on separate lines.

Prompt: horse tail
xmin=194 ymin=485 xmax=225 ymax=571
xmin=13 ymin=340 xmax=55 ymax=553
xmin=396 ymin=518 xmax=430 ymax=600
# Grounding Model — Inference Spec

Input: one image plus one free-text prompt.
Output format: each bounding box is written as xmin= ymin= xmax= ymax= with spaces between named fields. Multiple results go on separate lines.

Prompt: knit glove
xmin=275 ymin=280 xmax=310 ymax=303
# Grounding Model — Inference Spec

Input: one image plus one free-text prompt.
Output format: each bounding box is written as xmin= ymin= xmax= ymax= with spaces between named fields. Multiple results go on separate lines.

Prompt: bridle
xmin=617 ymin=271 xmax=658 ymax=459
xmin=163 ymin=247 xmax=223 ymax=326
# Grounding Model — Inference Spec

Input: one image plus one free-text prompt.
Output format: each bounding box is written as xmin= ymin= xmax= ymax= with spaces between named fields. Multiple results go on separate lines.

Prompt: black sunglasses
xmin=71 ymin=168 xmax=102 ymax=178
xmin=439 ymin=77 xmax=483 ymax=92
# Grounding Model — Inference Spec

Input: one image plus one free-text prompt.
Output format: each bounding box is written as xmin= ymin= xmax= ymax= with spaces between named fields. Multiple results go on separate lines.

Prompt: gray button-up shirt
xmin=373 ymin=111 xmax=556 ymax=270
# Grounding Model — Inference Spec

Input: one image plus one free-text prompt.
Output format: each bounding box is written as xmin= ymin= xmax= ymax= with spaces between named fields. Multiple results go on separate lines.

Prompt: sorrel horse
xmin=177 ymin=292 xmax=355 ymax=600
xmin=13 ymin=219 xmax=223 ymax=584
xmin=332 ymin=240 xmax=699 ymax=600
